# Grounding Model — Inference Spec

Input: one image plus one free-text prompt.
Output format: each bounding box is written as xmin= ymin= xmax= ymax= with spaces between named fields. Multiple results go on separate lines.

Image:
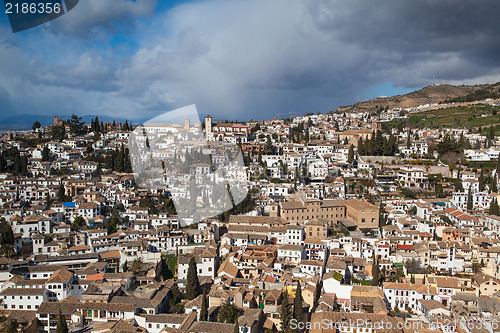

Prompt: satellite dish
xmin=4 ymin=0 xmax=80 ymax=33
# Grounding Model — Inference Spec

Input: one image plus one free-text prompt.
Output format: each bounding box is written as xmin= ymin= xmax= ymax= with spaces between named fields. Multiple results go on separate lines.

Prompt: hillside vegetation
xmin=386 ymin=104 xmax=500 ymax=130
xmin=337 ymin=82 xmax=500 ymax=113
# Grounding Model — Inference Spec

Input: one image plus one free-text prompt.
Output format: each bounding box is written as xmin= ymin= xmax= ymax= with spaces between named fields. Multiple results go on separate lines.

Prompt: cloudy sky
xmin=1 ymin=0 xmax=500 ymax=122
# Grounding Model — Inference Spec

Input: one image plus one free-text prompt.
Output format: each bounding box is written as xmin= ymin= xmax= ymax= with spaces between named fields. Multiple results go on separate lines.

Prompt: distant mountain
xmin=0 ymin=114 xmax=145 ymax=130
xmin=337 ymin=82 xmax=500 ymax=112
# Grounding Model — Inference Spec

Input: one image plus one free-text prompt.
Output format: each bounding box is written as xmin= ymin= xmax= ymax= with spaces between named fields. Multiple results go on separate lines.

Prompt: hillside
xmin=337 ymin=82 xmax=500 ymax=112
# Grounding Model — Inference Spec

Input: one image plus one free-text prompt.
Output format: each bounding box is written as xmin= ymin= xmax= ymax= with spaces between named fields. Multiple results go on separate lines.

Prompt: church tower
xmin=205 ymin=115 xmax=213 ymax=140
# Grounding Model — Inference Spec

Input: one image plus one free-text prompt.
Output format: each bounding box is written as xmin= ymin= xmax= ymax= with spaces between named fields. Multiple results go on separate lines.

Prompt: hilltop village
xmin=1 ymin=97 xmax=500 ymax=333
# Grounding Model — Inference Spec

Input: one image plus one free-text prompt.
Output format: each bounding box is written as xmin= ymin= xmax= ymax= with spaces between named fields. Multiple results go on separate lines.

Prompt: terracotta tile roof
xmin=46 ymin=268 xmax=73 ymax=284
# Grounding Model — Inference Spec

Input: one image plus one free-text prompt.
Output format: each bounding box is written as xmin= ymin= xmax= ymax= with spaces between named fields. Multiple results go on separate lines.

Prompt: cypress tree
xmin=467 ymin=188 xmax=473 ymax=211
xmin=200 ymin=288 xmax=208 ymax=321
xmin=56 ymin=309 xmax=68 ymax=333
xmin=186 ymin=256 xmax=200 ymax=300
xmin=347 ymin=145 xmax=354 ymax=163
xmin=479 ymin=168 xmax=485 ymax=191
xmin=496 ymin=158 xmax=500 ymax=179
xmin=41 ymin=145 xmax=50 ymax=161
xmin=371 ymin=258 xmax=380 ymax=286
xmin=58 ymin=183 xmax=66 ymax=202
xmin=489 ymin=198 xmax=500 ymax=216
xmin=293 ymin=282 xmax=303 ymax=324
xmin=280 ymin=291 xmax=292 ymax=333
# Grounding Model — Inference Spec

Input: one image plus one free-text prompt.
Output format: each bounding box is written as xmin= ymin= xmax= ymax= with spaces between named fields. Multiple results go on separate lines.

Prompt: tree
xmin=371 ymin=258 xmax=380 ymax=286
xmin=347 ymin=144 xmax=355 ymax=163
xmin=293 ymin=282 xmax=303 ymax=326
xmin=68 ymin=114 xmax=85 ymax=136
xmin=479 ymin=168 xmax=485 ymax=191
xmin=41 ymin=145 xmax=50 ymax=161
xmin=122 ymin=261 xmax=129 ymax=272
xmin=496 ymin=158 xmax=500 ymax=179
xmin=185 ymin=256 xmax=200 ymax=300
xmin=405 ymin=259 xmax=427 ymax=274
xmin=58 ymin=183 xmax=66 ymax=202
xmin=131 ymin=257 xmax=145 ymax=276
xmin=51 ymin=125 xmax=65 ymax=141
xmin=467 ymin=188 xmax=473 ymax=211
xmin=56 ymin=309 xmax=68 ymax=333
xmin=72 ymin=216 xmax=86 ymax=230
xmin=218 ymin=301 xmax=240 ymax=323
xmin=32 ymin=121 xmax=41 ymax=130
xmin=379 ymin=203 xmax=388 ymax=228
xmin=107 ymin=216 xmax=118 ymax=235
xmin=280 ymin=291 xmax=292 ymax=333
xmin=3 ymin=319 xmax=19 ymax=333
xmin=410 ymin=274 xmax=415 ymax=284
xmin=490 ymin=198 xmax=500 ymax=216
xmin=45 ymin=194 xmax=51 ymax=209
xmin=401 ymin=188 xmax=416 ymax=199
xmin=200 ymin=288 xmax=208 ymax=321
xmin=233 ymin=322 xmax=239 ymax=333
xmin=0 ymin=243 xmax=15 ymax=258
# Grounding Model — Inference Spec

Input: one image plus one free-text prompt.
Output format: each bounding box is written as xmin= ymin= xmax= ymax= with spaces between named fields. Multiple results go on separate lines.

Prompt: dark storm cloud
xmin=1 ymin=0 xmax=500 ymax=121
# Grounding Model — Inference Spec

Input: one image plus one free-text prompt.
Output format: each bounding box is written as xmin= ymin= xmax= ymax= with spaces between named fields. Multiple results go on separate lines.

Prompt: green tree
xmin=410 ymin=274 xmax=415 ymax=284
xmin=479 ymin=168 xmax=485 ymax=191
xmin=467 ymin=188 xmax=473 ymax=211
xmin=218 ymin=301 xmax=240 ymax=323
xmin=32 ymin=121 xmax=41 ymax=130
xmin=131 ymin=257 xmax=145 ymax=276
xmin=122 ymin=261 xmax=129 ymax=272
xmin=489 ymin=198 xmax=500 ymax=216
xmin=107 ymin=216 xmax=118 ymax=235
xmin=200 ymin=288 xmax=208 ymax=321
xmin=347 ymin=144 xmax=355 ymax=163
xmin=401 ymin=188 xmax=416 ymax=199
xmin=72 ymin=216 xmax=86 ymax=230
xmin=293 ymin=282 xmax=303 ymax=328
xmin=3 ymin=319 xmax=19 ymax=333
xmin=68 ymin=114 xmax=85 ymax=136
xmin=51 ymin=125 xmax=65 ymax=141
xmin=280 ymin=291 xmax=292 ymax=333
xmin=496 ymin=158 xmax=500 ymax=179
xmin=58 ymin=183 xmax=66 ymax=202
xmin=185 ymin=256 xmax=200 ymax=300
xmin=56 ymin=309 xmax=68 ymax=333
xmin=0 ymin=243 xmax=15 ymax=258
xmin=41 ymin=145 xmax=50 ymax=161
xmin=0 ymin=221 xmax=15 ymax=246
xmin=371 ymin=258 xmax=380 ymax=286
